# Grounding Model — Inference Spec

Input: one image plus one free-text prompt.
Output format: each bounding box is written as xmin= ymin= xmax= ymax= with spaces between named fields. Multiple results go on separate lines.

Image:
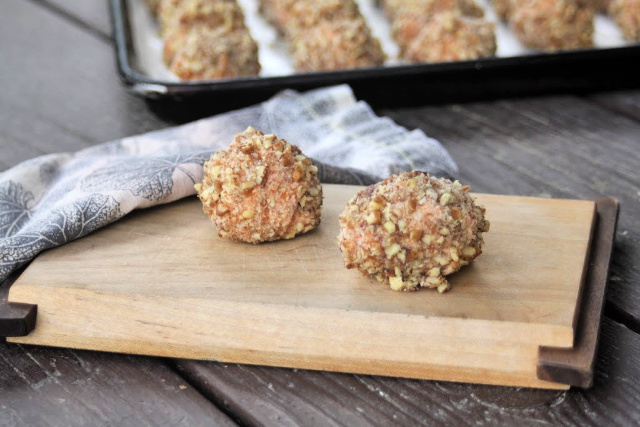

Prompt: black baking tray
xmin=109 ymin=0 xmax=640 ymax=107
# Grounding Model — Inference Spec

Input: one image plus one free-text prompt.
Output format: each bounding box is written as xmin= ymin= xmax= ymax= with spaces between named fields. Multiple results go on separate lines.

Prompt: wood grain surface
xmin=8 ymin=187 xmax=597 ymax=388
xmin=380 ymin=97 xmax=640 ymax=331
xmin=172 ymin=316 xmax=640 ymax=426
xmin=590 ymin=90 xmax=640 ymax=122
xmin=537 ymin=197 xmax=619 ymax=388
xmin=2 ymin=0 xmax=640 ymax=424
xmin=0 ymin=2 xmax=224 ymax=424
xmin=0 ymin=344 xmax=235 ymax=426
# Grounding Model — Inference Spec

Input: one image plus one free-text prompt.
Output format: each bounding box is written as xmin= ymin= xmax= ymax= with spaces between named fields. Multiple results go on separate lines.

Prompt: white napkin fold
xmin=0 ymin=85 xmax=457 ymax=283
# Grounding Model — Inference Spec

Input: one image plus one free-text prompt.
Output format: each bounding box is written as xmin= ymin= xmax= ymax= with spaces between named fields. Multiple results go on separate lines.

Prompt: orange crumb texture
xmin=399 ymin=12 xmax=497 ymax=62
xmin=509 ymin=0 xmax=595 ymax=51
xmin=195 ymin=127 xmax=323 ymax=244
xmin=610 ymin=0 xmax=640 ymax=41
xmin=260 ymin=0 xmax=386 ymax=71
xmin=381 ymin=0 xmax=497 ymax=63
xmin=157 ymin=0 xmax=260 ymax=80
xmin=337 ymin=171 xmax=490 ymax=293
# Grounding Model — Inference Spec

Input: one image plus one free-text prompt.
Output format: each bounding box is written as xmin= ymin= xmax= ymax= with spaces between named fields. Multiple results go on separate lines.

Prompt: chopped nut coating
xmin=510 ymin=0 xmax=595 ymax=51
xmin=196 ymin=127 xmax=322 ymax=243
xmin=610 ymin=0 xmax=640 ymax=41
xmin=337 ymin=172 xmax=489 ymax=292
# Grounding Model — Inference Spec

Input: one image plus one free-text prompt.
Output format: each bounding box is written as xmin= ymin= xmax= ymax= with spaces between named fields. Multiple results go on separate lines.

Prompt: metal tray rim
xmin=109 ymin=0 xmax=640 ymax=100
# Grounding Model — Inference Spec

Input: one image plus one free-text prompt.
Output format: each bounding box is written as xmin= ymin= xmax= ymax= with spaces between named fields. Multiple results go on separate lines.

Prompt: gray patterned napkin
xmin=0 ymin=85 xmax=457 ymax=283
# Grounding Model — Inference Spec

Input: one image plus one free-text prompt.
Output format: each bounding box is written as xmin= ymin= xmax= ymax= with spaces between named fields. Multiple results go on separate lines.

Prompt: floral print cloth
xmin=0 ymin=85 xmax=457 ymax=283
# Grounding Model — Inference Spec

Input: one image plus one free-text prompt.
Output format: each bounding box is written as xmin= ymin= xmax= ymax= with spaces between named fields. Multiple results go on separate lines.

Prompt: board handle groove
xmin=537 ymin=197 xmax=619 ymax=388
xmin=1 ymin=267 xmax=37 ymax=337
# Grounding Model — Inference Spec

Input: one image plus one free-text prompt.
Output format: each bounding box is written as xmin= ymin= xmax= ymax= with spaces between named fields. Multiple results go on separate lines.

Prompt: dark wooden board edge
xmin=0 ymin=267 xmax=38 ymax=337
xmin=537 ymin=197 xmax=620 ymax=388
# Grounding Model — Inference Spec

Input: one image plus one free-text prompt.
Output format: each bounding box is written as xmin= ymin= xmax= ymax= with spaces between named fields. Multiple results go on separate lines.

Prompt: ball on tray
xmin=610 ymin=0 xmax=640 ymax=41
xmin=168 ymin=26 xmax=260 ymax=80
xmin=399 ymin=12 xmax=497 ymax=63
xmin=509 ymin=0 xmax=595 ymax=51
xmin=337 ymin=171 xmax=489 ymax=293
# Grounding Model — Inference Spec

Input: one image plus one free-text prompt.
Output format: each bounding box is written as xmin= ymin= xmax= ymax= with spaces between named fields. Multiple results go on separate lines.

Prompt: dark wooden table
xmin=2 ymin=1 xmax=640 ymax=425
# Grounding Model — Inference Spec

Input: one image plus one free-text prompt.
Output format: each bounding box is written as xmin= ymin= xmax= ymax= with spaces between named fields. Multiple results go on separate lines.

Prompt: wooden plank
xmin=7 ymin=185 xmax=597 ymax=388
xmin=378 ymin=95 xmax=640 ymax=332
xmin=0 ymin=1 xmax=638 ymax=422
xmin=538 ymin=197 xmax=619 ymax=387
xmin=0 ymin=342 xmax=236 ymax=426
xmin=171 ymin=317 xmax=640 ymax=426
xmin=0 ymin=2 xmax=234 ymax=423
xmin=589 ymin=90 xmax=640 ymax=122
xmin=0 ymin=269 xmax=37 ymax=337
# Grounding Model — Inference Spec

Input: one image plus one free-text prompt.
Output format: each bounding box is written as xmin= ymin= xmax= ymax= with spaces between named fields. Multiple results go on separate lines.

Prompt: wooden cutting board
xmin=7 ymin=184 xmax=603 ymax=389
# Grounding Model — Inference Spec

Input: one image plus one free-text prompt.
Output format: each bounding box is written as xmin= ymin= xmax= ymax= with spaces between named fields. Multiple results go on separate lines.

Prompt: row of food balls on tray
xmin=493 ymin=0 xmax=640 ymax=50
xmin=194 ymin=127 xmax=490 ymax=294
xmin=145 ymin=0 xmax=640 ymax=81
